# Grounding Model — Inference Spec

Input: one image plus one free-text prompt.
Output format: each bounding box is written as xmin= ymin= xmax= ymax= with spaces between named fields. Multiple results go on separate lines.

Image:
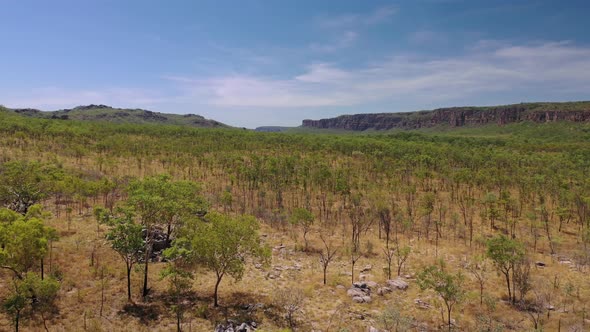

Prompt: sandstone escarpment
xmin=302 ymin=102 xmax=590 ymax=131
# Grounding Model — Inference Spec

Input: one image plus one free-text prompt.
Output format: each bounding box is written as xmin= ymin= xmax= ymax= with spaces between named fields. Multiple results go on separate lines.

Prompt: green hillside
xmin=5 ymin=104 xmax=227 ymax=128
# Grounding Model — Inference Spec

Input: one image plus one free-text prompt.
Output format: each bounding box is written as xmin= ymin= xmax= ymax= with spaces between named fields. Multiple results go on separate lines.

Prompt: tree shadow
xmin=119 ymin=303 xmax=161 ymax=325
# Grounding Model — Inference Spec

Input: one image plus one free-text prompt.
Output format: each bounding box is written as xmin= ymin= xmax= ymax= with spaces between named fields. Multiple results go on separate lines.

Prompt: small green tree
xmin=378 ymin=306 xmax=412 ymax=332
xmin=160 ymin=264 xmax=193 ymax=332
xmin=174 ymin=212 xmax=270 ymax=306
xmin=126 ymin=175 xmax=207 ymax=298
xmin=486 ymin=235 xmax=525 ymax=304
xmin=417 ymin=263 xmax=465 ymax=332
xmin=101 ymin=208 xmax=144 ymax=301
xmin=162 ymin=241 xmax=194 ymax=332
xmin=0 ymin=161 xmax=56 ymax=215
xmin=394 ymin=245 xmax=411 ymax=277
xmin=0 ymin=211 xmax=56 ymax=279
xmin=2 ymin=273 xmax=60 ymax=332
xmin=289 ymin=208 xmax=314 ymax=251
xmin=2 ymin=289 xmax=26 ymax=332
xmin=23 ymin=272 xmax=60 ymax=330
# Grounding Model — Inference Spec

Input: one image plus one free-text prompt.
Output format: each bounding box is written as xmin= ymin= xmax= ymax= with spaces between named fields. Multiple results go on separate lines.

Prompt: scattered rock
xmin=336 ymin=285 xmax=346 ymax=290
xmin=365 ymin=281 xmax=378 ymax=289
xmin=352 ymin=295 xmax=372 ymax=303
xmin=386 ymin=278 xmax=409 ymax=290
xmin=546 ymin=305 xmax=555 ymax=311
xmin=535 ymin=261 xmax=546 ymax=267
xmin=361 ymin=264 xmax=372 ymax=273
xmin=215 ymin=321 xmax=257 ymax=332
xmin=353 ymin=282 xmax=370 ymax=289
xmin=140 ymin=227 xmax=171 ymax=261
xmin=369 ymin=326 xmax=379 ymax=332
xmin=377 ymin=287 xmax=392 ymax=296
xmin=414 ymin=298 xmax=431 ymax=309
xmin=348 ymin=282 xmax=371 ymax=304
xmin=347 ymin=288 xmax=367 ymax=298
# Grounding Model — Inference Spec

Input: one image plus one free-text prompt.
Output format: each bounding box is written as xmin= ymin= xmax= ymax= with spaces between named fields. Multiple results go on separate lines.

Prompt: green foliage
xmin=124 ymin=175 xmax=208 ymax=298
xmin=2 ymin=291 xmax=26 ymax=331
xmin=486 ymin=235 xmax=525 ymax=303
xmin=0 ymin=161 xmax=58 ymax=214
xmin=127 ymin=174 xmax=208 ymax=228
xmin=289 ymin=208 xmax=314 ymax=227
xmin=289 ymin=208 xmax=314 ymax=250
xmin=378 ymin=306 xmax=412 ymax=332
xmin=160 ymin=264 xmax=193 ymax=332
xmin=173 ymin=212 xmax=270 ymax=306
xmin=2 ymin=273 xmax=60 ymax=332
xmin=188 ymin=212 xmax=269 ymax=278
xmin=417 ymin=263 xmax=465 ymax=331
xmin=486 ymin=235 xmax=525 ymax=271
xmin=0 ymin=214 xmax=57 ymax=278
xmin=102 ymin=208 xmax=144 ymax=301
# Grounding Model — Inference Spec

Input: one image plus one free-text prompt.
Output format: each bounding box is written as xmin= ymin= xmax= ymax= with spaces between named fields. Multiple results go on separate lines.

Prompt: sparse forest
xmin=1 ymin=107 xmax=590 ymax=331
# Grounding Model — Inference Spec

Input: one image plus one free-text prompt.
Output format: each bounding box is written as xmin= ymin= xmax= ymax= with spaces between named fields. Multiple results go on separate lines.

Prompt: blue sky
xmin=1 ymin=0 xmax=589 ymax=128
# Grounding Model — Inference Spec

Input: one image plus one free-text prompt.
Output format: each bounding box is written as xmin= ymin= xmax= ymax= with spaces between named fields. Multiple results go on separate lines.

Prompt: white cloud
xmin=295 ymin=63 xmax=353 ymax=83
xmin=7 ymin=40 xmax=590 ymax=127
xmin=171 ymin=41 xmax=590 ymax=109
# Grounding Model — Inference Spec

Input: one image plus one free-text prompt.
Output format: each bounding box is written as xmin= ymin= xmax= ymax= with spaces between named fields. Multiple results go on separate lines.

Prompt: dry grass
xmin=1 ymin=205 xmax=589 ymax=331
xmin=0 ymin=148 xmax=589 ymax=331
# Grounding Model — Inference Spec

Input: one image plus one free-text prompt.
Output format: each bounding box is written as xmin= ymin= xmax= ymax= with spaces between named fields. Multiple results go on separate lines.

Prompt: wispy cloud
xmin=315 ymin=5 xmax=397 ymax=29
xmin=409 ymin=30 xmax=449 ymax=45
xmin=309 ymin=31 xmax=358 ymax=52
xmin=169 ymin=41 xmax=590 ymax=109
xmin=7 ymin=41 xmax=590 ymax=126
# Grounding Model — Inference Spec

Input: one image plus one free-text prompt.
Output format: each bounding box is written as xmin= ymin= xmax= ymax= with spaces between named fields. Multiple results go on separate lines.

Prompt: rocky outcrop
xmin=302 ymin=101 xmax=590 ymax=131
xmin=386 ymin=278 xmax=409 ymax=290
xmin=214 ymin=321 xmax=258 ymax=332
xmin=347 ymin=282 xmax=372 ymax=303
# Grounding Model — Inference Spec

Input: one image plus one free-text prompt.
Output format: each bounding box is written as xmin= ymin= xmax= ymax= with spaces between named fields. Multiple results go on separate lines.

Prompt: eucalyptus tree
xmin=2 ymin=273 xmax=60 ymax=332
xmin=125 ymin=175 xmax=208 ymax=298
xmin=171 ymin=212 xmax=269 ymax=306
xmin=417 ymin=262 xmax=465 ymax=332
xmin=289 ymin=207 xmax=314 ymax=251
xmin=0 ymin=161 xmax=57 ymax=215
xmin=99 ymin=207 xmax=144 ymax=301
xmin=486 ymin=235 xmax=525 ymax=304
xmin=0 ymin=207 xmax=57 ymax=280
xmin=161 ymin=244 xmax=194 ymax=332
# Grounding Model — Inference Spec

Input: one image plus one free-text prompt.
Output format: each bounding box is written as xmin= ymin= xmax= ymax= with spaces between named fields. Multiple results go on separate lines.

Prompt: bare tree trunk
xmin=214 ymin=273 xmax=224 ymax=307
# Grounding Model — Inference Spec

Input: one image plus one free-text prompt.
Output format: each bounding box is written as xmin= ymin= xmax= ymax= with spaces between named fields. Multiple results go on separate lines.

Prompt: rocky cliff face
xmin=302 ymin=102 xmax=590 ymax=131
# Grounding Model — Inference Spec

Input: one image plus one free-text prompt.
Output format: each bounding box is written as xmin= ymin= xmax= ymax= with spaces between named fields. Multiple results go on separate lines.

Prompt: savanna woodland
xmin=1 ymin=106 xmax=590 ymax=332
